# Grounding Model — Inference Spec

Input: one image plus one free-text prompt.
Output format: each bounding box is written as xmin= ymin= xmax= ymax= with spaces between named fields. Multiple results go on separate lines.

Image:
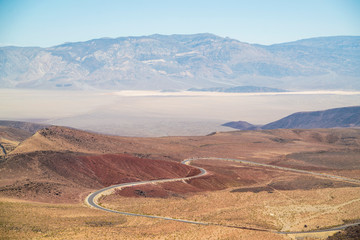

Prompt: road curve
xmin=86 ymin=157 xmax=360 ymax=235
xmin=85 ymin=164 xmax=211 ymax=226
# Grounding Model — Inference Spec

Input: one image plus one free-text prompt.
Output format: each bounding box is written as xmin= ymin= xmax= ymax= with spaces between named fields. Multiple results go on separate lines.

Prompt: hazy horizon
xmin=1 ymin=33 xmax=360 ymax=48
xmin=1 ymin=89 xmax=359 ymax=137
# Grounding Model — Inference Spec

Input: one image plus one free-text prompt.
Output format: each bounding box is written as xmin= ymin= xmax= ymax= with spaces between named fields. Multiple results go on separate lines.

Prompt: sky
xmin=0 ymin=0 xmax=359 ymax=47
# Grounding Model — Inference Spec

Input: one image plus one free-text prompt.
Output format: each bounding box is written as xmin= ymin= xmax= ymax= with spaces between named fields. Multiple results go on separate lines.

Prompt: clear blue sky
xmin=0 ymin=0 xmax=359 ymax=47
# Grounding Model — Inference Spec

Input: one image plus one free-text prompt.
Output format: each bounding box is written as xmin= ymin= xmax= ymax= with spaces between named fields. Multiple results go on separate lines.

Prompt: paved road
xmin=86 ymin=157 xmax=360 ymax=235
xmin=86 ymin=165 xmax=211 ymax=225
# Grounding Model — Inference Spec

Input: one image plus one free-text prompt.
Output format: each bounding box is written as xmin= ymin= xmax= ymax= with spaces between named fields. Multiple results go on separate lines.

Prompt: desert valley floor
xmin=1 ymin=125 xmax=360 ymax=239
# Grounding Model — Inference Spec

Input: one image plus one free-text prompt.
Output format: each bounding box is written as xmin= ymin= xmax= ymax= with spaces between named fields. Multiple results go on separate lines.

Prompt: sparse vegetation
xmin=0 ymin=198 xmax=287 ymax=239
xmin=1 ymin=127 xmax=360 ymax=239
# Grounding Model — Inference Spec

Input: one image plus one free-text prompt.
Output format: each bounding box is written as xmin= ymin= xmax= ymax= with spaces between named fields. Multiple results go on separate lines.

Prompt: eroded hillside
xmin=1 ymin=125 xmax=360 ymax=239
xmin=2 ymin=126 xmax=360 ymax=202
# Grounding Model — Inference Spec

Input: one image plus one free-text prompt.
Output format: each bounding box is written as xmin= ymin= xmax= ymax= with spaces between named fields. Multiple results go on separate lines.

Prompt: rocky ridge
xmin=1 ymin=34 xmax=359 ymax=90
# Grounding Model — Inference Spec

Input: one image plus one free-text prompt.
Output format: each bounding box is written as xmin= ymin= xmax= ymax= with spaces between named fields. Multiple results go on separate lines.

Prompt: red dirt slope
xmin=77 ymin=154 xmax=200 ymax=186
xmin=0 ymin=152 xmax=200 ymax=203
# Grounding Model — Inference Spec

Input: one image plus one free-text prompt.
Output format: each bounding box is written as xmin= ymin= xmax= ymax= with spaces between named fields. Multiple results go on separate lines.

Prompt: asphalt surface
xmin=86 ymin=157 xmax=360 ymax=235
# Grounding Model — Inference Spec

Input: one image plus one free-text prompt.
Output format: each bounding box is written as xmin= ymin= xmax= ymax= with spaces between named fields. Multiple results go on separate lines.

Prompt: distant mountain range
xmin=1 ymin=34 xmax=359 ymax=90
xmin=223 ymin=106 xmax=360 ymax=130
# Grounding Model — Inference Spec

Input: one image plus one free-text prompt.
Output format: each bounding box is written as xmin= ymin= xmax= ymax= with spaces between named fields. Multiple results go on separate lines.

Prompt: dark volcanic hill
xmin=1 ymin=34 xmax=359 ymax=90
xmin=223 ymin=106 xmax=360 ymax=130
xmin=262 ymin=106 xmax=360 ymax=129
xmin=222 ymin=121 xmax=260 ymax=130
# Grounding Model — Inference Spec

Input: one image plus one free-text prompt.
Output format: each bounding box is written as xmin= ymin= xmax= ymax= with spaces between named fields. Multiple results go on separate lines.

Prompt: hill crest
xmin=223 ymin=106 xmax=360 ymax=130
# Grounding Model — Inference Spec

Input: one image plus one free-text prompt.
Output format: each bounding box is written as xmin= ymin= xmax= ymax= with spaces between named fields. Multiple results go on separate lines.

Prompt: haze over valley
xmin=1 ymin=88 xmax=360 ymax=136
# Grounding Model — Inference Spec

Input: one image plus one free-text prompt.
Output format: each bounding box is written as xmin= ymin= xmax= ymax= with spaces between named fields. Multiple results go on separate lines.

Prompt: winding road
xmin=86 ymin=157 xmax=360 ymax=235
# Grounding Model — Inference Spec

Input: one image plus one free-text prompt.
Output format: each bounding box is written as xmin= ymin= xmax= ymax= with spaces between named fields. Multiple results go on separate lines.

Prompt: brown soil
xmin=0 ymin=126 xmax=32 ymax=142
xmin=115 ymin=178 xmax=231 ymax=199
xmin=327 ymin=224 xmax=360 ymax=240
xmin=10 ymin=126 xmax=360 ymax=163
xmin=286 ymin=150 xmax=360 ymax=170
xmin=114 ymin=159 xmax=360 ymax=199
xmin=231 ymin=176 xmax=359 ymax=193
xmin=0 ymin=180 xmax=63 ymax=196
xmin=0 ymin=151 xmax=199 ymax=202
xmin=77 ymin=154 xmax=200 ymax=186
xmin=1 ymin=126 xmax=360 ymax=203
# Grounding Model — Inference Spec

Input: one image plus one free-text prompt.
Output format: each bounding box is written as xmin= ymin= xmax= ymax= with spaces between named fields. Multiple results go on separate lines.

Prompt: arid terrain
xmin=2 ymin=1 xmax=360 ymax=239
xmin=1 ymin=124 xmax=360 ymax=239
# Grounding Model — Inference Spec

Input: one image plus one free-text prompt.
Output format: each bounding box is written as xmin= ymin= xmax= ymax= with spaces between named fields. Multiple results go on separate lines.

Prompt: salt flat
xmin=1 ymin=89 xmax=360 ymax=136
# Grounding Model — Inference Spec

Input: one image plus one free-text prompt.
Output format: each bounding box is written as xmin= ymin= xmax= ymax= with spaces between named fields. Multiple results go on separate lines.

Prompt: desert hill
xmin=0 ymin=120 xmax=49 ymax=134
xmin=0 ymin=121 xmax=49 ymax=156
xmin=0 ymin=126 xmax=32 ymax=144
xmin=1 ymin=125 xmax=360 ymax=203
xmin=224 ymin=106 xmax=360 ymax=130
xmin=262 ymin=106 xmax=360 ymax=129
xmin=222 ymin=120 xmax=261 ymax=130
xmin=1 ymin=126 xmax=202 ymax=202
xmin=0 ymin=126 xmax=34 ymax=157
xmin=9 ymin=126 xmax=194 ymax=157
xmin=10 ymin=125 xmax=360 ymax=160
xmin=0 ymin=151 xmax=199 ymax=202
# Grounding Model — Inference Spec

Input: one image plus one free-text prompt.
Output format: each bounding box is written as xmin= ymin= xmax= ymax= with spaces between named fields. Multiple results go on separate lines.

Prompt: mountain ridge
xmin=262 ymin=106 xmax=360 ymax=130
xmin=1 ymin=34 xmax=359 ymax=90
xmin=223 ymin=106 xmax=360 ymax=130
